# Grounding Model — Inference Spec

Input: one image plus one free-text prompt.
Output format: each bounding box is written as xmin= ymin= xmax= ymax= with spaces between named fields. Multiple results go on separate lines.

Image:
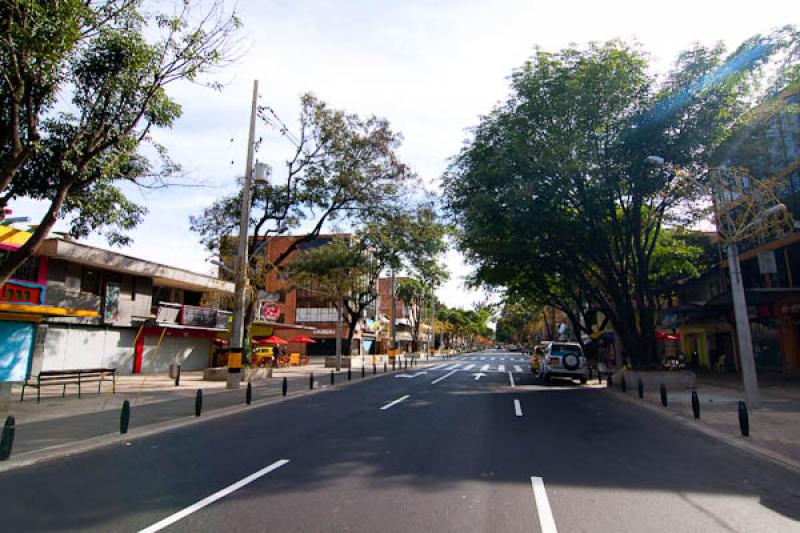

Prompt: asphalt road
xmin=1 ymin=350 xmax=799 ymax=532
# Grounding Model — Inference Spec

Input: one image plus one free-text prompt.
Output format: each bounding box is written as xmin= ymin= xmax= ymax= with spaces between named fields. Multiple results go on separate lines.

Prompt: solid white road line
xmin=445 ymin=364 xmax=461 ymax=370
xmin=381 ymin=395 xmax=411 ymax=410
xmin=514 ymin=399 xmax=523 ymax=417
xmin=498 ymin=365 xmax=506 ymax=372
xmin=508 ymin=372 xmax=516 ymax=388
xmin=530 ymin=476 xmax=558 ymax=533
xmin=514 ymin=365 xmax=523 ymax=373
xmin=480 ymin=364 xmax=490 ymax=372
xmin=138 ymin=459 xmax=290 ymax=533
xmin=431 ymin=369 xmax=459 ymax=384
xmin=463 ymin=364 xmax=475 ymax=371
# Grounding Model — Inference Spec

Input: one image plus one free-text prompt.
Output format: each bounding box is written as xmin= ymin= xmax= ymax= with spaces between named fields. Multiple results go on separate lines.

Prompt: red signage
xmin=260 ymin=302 xmax=280 ymax=321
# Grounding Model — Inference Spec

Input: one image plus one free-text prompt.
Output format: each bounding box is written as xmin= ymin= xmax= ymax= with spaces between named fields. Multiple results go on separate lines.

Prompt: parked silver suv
xmin=539 ymin=342 xmax=588 ymax=384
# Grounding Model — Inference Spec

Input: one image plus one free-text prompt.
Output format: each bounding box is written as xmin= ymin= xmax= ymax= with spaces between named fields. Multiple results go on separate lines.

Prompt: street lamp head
xmin=644 ymin=155 xmax=665 ymax=166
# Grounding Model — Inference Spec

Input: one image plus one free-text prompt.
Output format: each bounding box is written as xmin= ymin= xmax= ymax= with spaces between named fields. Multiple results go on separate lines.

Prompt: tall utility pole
xmin=335 ymin=296 xmax=343 ymax=371
xmin=229 ymin=79 xmax=259 ymax=390
xmin=390 ymin=269 xmax=397 ymax=352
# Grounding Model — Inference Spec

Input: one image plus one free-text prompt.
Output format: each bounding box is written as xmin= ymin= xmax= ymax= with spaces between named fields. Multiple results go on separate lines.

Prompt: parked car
xmin=530 ymin=342 xmax=550 ymax=373
xmin=539 ymin=342 xmax=588 ymax=384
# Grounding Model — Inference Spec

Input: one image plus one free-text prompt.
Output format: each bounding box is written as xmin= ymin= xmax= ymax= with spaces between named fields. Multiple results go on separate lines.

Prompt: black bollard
xmin=1 ymin=416 xmax=16 ymax=460
xmin=373 ymin=363 xmax=377 ymax=375
xmin=120 ymin=400 xmax=130 ymax=434
xmin=309 ymin=372 xmax=314 ymax=390
xmin=637 ymin=378 xmax=643 ymax=399
xmin=738 ymin=401 xmax=749 ymax=437
xmin=246 ymin=382 xmax=252 ymax=405
xmin=660 ymin=384 xmax=668 ymax=407
xmin=174 ymin=365 xmax=181 ymax=387
xmin=361 ymin=365 xmax=365 ymax=378
xmin=282 ymin=377 xmax=287 ymax=396
xmin=392 ymin=359 xmax=396 ymax=371
xmin=598 ymin=371 xmax=602 ymax=385
xmin=607 ymin=374 xmax=613 ymax=388
xmin=331 ymin=370 xmax=335 ymax=386
xmin=621 ymin=375 xmax=627 ymax=393
xmin=348 ymin=367 xmax=352 ymax=381
xmin=691 ymin=390 xmax=700 ymax=419
xmin=195 ymin=389 xmax=203 ymax=417
xmin=384 ymin=362 xmax=387 ymax=373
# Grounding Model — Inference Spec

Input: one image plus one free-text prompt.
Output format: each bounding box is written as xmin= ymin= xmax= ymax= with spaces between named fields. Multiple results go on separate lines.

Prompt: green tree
xmin=0 ymin=0 xmax=240 ymax=284
xmin=395 ymin=277 xmax=427 ymax=351
xmin=190 ymin=94 xmax=412 ymax=342
xmin=444 ymin=32 xmax=800 ymax=367
xmin=286 ymin=237 xmax=368 ymax=368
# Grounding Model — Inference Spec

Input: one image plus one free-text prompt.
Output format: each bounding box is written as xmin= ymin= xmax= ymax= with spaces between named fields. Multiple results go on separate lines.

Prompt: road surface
xmin=1 ymin=350 xmax=798 ymax=532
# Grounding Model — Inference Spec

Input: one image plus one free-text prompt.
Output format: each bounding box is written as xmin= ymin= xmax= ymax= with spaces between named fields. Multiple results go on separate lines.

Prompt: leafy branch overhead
xmin=0 ymin=0 xmax=241 ymax=284
xmin=444 ymin=30 xmax=800 ymax=367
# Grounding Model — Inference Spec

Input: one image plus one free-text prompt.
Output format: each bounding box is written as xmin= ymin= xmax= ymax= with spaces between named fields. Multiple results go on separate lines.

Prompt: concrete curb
xmin=0 ymin=365 xmax=412 ymax=474
xmin=607 ymin=388 xmax=800 ymax=476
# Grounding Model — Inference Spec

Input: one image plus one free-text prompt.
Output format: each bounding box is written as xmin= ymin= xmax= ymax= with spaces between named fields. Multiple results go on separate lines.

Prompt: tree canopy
xmin=444 ymin=30 xmax=800 ymax=366
xmin=0 ymin=0 xmax=240 ymax=284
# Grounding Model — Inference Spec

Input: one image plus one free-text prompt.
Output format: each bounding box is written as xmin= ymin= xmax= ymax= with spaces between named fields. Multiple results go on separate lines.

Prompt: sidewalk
xmin=609 ymin=375 xmax=800 ymax=475
xmin=0 ymin=354 xmax=446 ymax=470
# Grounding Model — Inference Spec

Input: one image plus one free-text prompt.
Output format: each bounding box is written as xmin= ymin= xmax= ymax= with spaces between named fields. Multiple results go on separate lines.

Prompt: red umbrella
xmin=287 ymin=335 xmax=316 ymax=344
xmin=253 ymin=335 xmax=288 ymax=345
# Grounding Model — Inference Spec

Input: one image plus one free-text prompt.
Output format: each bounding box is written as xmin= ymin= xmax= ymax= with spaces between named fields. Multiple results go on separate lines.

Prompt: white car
xmin=539 ymin=342 xmax=588 ymax=384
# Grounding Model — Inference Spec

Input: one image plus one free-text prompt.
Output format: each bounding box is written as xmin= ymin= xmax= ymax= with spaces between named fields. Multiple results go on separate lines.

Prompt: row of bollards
xmin=2 ymin=355 xmax=416 ymax=461
xmin=611 ymin=376 xmax=751 ymax=437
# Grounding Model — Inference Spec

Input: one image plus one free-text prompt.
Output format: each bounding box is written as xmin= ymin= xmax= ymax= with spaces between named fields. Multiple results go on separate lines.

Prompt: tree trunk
xmin=0 ymin=182 xmax=70 ymax=286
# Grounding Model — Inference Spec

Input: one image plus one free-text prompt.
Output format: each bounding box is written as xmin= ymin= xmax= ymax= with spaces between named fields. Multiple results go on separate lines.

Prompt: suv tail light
xmin=548 ymin=357 xmax=560 ymax=365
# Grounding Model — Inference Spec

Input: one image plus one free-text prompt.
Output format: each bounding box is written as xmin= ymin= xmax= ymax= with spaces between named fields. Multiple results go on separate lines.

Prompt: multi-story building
xmin=0 ymin=225 xmax=234 ymax=389
xmin=248 ymin=235 xmax=371 ymax=356
xmin=662 ymin=83 xmax=800 ymax=375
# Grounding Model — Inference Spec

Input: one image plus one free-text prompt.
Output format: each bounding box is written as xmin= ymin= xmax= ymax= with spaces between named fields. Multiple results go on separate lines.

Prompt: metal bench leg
xmin=62 ymin=383 xmax=66 ymax=398
xmin=112 ymin=373 xmax=116 ymax=394
xmin=20 ymin=383 xmax=25 ymax=402
xmin=78 ymin=372 xmax=81 ymax=399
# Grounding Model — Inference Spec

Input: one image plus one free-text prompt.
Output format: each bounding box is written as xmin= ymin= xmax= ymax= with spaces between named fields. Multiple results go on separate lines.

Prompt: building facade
xmin=1 ymin=229 xmax=234 ymax=384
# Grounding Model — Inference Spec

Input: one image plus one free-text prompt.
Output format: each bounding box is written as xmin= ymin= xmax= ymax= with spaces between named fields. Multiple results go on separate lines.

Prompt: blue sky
xmin=11 ymin=0 xmax=799 ymax=309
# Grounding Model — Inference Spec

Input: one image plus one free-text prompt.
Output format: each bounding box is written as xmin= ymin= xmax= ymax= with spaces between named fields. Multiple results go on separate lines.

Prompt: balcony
xmin=154 ymin=302 xmax=232 ymax=330
xmin=0 ymin=279 xmax=45 ymax=305
xmin=296 ymin=307 xmax=338 ymax=323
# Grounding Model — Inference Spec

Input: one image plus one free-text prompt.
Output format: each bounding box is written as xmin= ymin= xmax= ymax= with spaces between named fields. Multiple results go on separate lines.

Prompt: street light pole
xmin=726 ymin=241 xmax=761 ymax=408
xmin=229 ymin=79 xmax=259 ymax=390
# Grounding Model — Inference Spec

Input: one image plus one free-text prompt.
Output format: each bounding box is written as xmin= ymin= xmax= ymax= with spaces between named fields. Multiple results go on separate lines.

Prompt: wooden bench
xmin=20 ymin=368 xmax=116 ymax=403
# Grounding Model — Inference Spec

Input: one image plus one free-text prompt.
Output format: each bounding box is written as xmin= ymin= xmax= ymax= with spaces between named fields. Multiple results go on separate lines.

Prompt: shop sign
xmin=258 ymin=301 xmax=281 ymax=321
xmin=313 ymin=329 xmax=335 ymax=336
xmin=757 ymin=251 xmax=777 ymax=275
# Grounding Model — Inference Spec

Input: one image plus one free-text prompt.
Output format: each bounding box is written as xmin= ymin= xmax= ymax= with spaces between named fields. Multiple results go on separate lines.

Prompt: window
xmin=81 ymin=268 xmax=101 ymax=295
xmin=0 ymin=250 xmax=39 ymax=282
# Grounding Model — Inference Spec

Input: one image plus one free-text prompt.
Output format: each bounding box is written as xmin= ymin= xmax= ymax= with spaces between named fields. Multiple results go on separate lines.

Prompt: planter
xmin=615 ymin=369 xmax=696 ymax=390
